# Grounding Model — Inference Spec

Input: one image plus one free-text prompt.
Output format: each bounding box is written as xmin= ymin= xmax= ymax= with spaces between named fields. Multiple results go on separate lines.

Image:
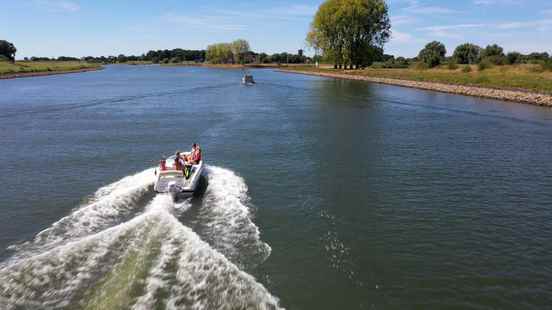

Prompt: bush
xmin=418 ymin=41 xmax=447 ymax=68
xmin=0 ymin=54 xmax=9 ymax=62
xmin=478 ymin=59 xmax=493 ymax=71
xmin=542 ymin=60 xmax=552 ymax=72
xmin=506 ymin=52 xmax=522 ymax=65
xmin=462 ymin=65 xmax=472 ymax=73
xmin=447 ymin=61 xmax=459 ymax=70
xmin=414 ymin=61 xmax=429 ymax=70
xmin=453 ymin=43 xmax=481 ymax=64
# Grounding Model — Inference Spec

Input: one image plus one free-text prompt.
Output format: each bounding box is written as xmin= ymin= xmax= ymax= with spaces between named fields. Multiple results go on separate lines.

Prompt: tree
xmin=418 ymin=41 xmax=446 ymax=68
xmin=231 ymin=39 xmax=250 ymax=64
xmin=307 ymin=0 xmax=391 ymax=69
xmin=481 ymin=44 xmax=505 ymax=65
xmin=453 ymin=43 xmax=480 ymax=64
xmin=117 ymin=54 xmax=128 ymax=63
xmin=0 ymin=40 xmax=16 ymax=62
xmin=206 ymin=43 xmax=233 ymax=64
xmin=506 ymin=52 xmax=522 ymax=65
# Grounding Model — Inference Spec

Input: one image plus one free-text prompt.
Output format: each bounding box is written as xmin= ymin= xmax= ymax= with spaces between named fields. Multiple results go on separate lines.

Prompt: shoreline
xmin=0 ymin=67 xmax=103 ymax=80
xmin=279 ymin=69 xmax=552 ymax=107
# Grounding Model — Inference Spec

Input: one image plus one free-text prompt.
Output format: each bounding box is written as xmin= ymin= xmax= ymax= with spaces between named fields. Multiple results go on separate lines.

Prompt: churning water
xmin=0 ymin=166 xmax=280 ymax=309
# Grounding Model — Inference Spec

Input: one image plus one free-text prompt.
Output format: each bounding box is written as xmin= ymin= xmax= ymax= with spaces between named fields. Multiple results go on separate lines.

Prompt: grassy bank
xmin=0 ymin=61 xmax=102 ymax=77
xmin=287 ymin=64 xmax=552 ymax=95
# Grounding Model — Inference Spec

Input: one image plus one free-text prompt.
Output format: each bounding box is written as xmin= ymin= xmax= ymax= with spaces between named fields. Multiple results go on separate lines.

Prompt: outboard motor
xmin=168 ymin=181 xmax=182 ymax=201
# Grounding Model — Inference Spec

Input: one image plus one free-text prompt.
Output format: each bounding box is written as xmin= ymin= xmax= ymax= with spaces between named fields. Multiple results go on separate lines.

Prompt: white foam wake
xmin=0 ymin=166 xmax=280 ymax=309
xmin=192 ymin=166 xmax=272 ymax=269
xmin=8 ymin=168 xmax=156 ymax=257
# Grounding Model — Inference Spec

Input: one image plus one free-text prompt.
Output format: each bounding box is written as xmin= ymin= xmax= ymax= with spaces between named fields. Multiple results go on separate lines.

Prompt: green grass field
xmin=287 ymin=64 xmax=552 ymax=94
xmin=0 ymin=61 xmax=101 ymax=76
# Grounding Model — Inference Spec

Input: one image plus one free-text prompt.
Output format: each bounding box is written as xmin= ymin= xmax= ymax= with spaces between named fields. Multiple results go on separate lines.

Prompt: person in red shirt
xmin=187 ymin=143 xmax=201 ymax=165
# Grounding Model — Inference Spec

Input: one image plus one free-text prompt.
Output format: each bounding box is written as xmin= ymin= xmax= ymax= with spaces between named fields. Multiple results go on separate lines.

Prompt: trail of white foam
xmin=1 ymin=173 xmax=281 ymax=309
xmin=194 ymin=166 xmax=272 ymax=269
xmin=8 ymin=168 xmax=156 ymax=257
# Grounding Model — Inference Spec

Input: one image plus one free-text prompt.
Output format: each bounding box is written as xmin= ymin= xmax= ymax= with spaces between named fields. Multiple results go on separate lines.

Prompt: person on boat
xmin=186 ymin=143 xmax=202 ymax=165
xmin=175 ymin=151 xmax=186 ymax=171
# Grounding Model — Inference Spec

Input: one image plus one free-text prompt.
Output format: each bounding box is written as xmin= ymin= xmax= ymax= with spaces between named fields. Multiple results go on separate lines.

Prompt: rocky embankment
xmin=0 ymin=67 xmax=102 ymax=80
xmin=280 ymin=69 xmax=552 ymax=107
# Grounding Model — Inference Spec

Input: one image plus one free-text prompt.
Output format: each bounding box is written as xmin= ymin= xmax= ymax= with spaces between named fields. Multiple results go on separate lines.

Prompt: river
xmin=1 ymin=65 xmax=551 ymax=309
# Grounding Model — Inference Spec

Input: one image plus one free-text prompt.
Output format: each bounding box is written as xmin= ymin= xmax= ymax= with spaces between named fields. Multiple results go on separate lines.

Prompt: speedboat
xmin=242 ymin=74 xmax=255 ymax=85
xmin=154 ymin=152 xmax=204 ymax=200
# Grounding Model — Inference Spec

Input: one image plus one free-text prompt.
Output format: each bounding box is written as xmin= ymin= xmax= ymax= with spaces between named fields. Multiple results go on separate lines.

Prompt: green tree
xmin=231 ymin=39 xmax=250 ymax=64
xmin=206 ymin=43 xmax=233 ymax=64
xmin=0 ymin=40 xmax=17 ymax=62
xmin=307 ymin=0 xmax=391 ymax=69
xmin=481 ymin=44 xmax=505 ymax=65
xmin=418 ymin=41 xmax=446 ymax=68
xmin=453 ymin=43 xmax=480 ymax=64
xmin=506 ymin=52 xmax=522 ymax=65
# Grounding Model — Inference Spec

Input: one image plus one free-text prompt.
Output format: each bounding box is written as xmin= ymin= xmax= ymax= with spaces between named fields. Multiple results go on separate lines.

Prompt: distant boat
xmin=242 ymin=74 xmax=255 ymax=85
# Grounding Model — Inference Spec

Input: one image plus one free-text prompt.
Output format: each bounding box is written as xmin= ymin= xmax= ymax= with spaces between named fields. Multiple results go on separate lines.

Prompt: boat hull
xmin=154 ymin=156 xmax=204 ymax=198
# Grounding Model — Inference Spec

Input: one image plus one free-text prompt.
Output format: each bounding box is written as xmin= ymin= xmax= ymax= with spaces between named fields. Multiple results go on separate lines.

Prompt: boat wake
xmin=0 ymin=166 xmax=280 ymax=309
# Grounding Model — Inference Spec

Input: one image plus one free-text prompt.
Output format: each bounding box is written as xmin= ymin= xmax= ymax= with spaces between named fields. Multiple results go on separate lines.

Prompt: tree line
xmin=1 ymin=39 xmax=309 ymax=65
xmin=415 ymin=41 xmax=552 ymax=70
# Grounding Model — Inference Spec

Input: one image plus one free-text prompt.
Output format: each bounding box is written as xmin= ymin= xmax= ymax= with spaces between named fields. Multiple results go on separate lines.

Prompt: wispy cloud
xmin=390 ymin=30 xmax=418 ymax=43
xmin=391 ymin=15 xmax=417 ymax=26
xmin=417 ymin=18 xmax=552 ymax=39
xmin=400 ymin=0 xmax=459 ymax=15
xmin=161 ymin=13 xmax=245 ymax=31
xmin=497 ymin=19 xmax=552 ymax=31
xmin=473 ymin=0 xmax=522 ymax=5
xmin=34 ymin=0 xmax=80 ymax=13
xmin=213 ymin=4 xmax=317 ymax=21
xmin=418 ymin=23 xmax=485 ymax=38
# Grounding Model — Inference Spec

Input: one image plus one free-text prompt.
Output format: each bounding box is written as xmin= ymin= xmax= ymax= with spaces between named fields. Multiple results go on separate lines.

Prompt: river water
xmin=1 ymin=65 xmax=551 ymax=309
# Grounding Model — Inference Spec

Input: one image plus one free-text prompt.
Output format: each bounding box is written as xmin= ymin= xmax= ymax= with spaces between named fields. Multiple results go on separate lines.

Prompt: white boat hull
xmin=154 ymin=154 xmax=204 ymax=198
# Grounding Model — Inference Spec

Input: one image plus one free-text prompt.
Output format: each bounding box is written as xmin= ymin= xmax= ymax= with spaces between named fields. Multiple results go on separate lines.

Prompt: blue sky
xmin=1 ymin=0 xmax=551 ymax=58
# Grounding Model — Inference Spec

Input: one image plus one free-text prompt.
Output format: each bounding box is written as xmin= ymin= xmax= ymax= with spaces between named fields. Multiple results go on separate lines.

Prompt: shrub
xmin=447 ymin=61 xmax=459 ymax=70
xmin=506 ymin=52 xmax=522 ymax=65
xmin=478 ymin=59 xmax=493 ymax=71
xmin=453 ymin=43 xmax=481 ymax=64
xmin=481 ymin=44 xmax=505 ymax=65
xmin=0 ymin=55 xmax=9 ymax=62
xmin=414 ymin=61 xmax=429 ymax=70
xmin=462 ymin=65 xmax=472 ymax=73
xmin=418 ymin=41 xmax=447 ymax=68
xmin=542 ymin=60 xmax=552 ymax=72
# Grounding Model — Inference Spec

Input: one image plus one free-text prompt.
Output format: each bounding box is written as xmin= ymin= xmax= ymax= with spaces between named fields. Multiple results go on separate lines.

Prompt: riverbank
xmin=0 ymin=61 xmax=102 ymax=79
xmin=280 ymin=66 xmax=552 ymax=107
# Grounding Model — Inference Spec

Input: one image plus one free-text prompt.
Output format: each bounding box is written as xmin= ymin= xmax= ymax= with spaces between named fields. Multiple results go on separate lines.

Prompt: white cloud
xmin=473 ymin=0 xmax=522 ymax=5
xmin=497 ymin=19 xmax=552 ymax=31
xmin=418 ymin=23 xmax=485 ymax=38
xmin=35 ymin=0 xmax=80 ymax=13
xmin=391 ymin=15 xmax=416 ymax=26
xmin=390 ymin=30 xmax=416 ymax=43
xmin=161 ymin=13 xmax=245 ymax=31
xmin=400 ymin=0 xmax=459 ymax=15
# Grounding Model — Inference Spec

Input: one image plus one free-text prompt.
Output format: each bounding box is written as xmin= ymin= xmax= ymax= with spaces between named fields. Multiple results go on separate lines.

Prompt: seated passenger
xmin=186 ymin=143 xmax=202 ymax=165
xmin=175 ymin=151 xmax=186 ymax=171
